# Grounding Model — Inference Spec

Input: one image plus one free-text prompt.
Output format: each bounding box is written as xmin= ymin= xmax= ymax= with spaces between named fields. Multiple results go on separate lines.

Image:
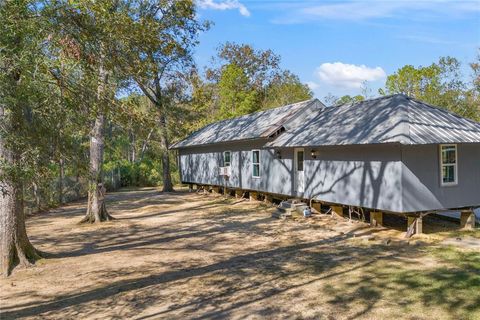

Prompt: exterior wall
xmin=401 ymin=143 xmax=480 ymax=212
xmin=303 ymin=144 xmax=403 ymax=212
xmin=178 ymin=141 xmax=480 ymax=213
xmin=178 ymin=139 xmax=294 ymax=196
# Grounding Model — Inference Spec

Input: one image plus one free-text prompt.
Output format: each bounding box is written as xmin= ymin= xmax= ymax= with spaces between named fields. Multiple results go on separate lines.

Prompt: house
xmin=170 ymin=94 xmax=480 ymax=234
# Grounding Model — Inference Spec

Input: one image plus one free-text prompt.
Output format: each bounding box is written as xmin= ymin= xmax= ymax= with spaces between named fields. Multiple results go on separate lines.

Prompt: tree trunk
xmin=158 ymin=113 xmax=174 ymax=192
xmin=80 ymin=45 xmax=113 ymax=223
xmin=130 ymin=131 xmax=136 ymax=163
xmin=139 ymin=128 xmax=154 ymax=163
xmin=58 ymin=157 xmax=64 ymax=205
xmin=32 ymin=182 xmax=41 ymax=212
xmin=75 ymin=173 xmax=80 ymax=199
xmin=0 ymin=107 xmax=42 ymax=277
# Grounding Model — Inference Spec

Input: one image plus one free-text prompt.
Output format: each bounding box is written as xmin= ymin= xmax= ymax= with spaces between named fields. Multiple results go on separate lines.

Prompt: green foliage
xmin=263 ymin=71 xmax=313 ymax=109
xmin=383 ymin=56 xmax=479 ymax=121
xmin=218 ymin=64 xmax=259 ymax=118
xmin=0 ymin=1 xmax=59 ymax=183
xmin=335 ymin=95 xmax=365 ymax=105
xmin=187 ymin=42 xmax=313 ymax=128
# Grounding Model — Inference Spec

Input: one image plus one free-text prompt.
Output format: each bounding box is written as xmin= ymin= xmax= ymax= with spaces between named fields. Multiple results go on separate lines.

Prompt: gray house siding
xmin=302 ymin=144 xmax=403 ymax=213
xmin=179 ymin=139 xmax=294 ymax=196
xmin=401 ymin=143 xmax=480 ymax=212
xmin=179 ymin=143 xmax=404 ymax=212
xmin=179 ymin=142 xmax=480 ymax=213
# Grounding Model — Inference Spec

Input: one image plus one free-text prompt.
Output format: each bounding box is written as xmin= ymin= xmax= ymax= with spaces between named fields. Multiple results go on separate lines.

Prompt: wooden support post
xmin=203 ymin=186 xmax=209 ymax=194
xmin=370 ymin=211 xmax=383 ymax=227
xmin=407 ymin=216 xmax=415 ymax=227
xmin=311 ymin=202 xmax=321 ymax=214
xmin=264 ymin=194 xmax=273 ymax=205
xmin=250 ymin=192 xmax=259 ymax=201
xmin=416 ymin=216 xmax=423 ymax=234
xmin=331 ymin=205 xmax=343 ymax=219
xmin=460 ymin=210 xmax=476 ymax=230
xmin=189 ymin=184 xmax=193 ymax=192
xmin=406 ymin=215 xmax=423 ymax=237
xmin=235 ymin=189 xmax=243 ymax=198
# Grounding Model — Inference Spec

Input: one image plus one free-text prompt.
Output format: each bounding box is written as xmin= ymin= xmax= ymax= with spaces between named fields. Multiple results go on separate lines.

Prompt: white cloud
xmin=197 ymin=0 xmax=250 ymax=17
xmin=306 ymin=81 xmax=320 ymax=90
xmin=316 ymin=62 xmax=386 ymax=88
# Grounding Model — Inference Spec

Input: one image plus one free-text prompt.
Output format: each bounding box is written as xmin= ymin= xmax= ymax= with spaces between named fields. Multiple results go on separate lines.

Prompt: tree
xmin=192 ymin=43 xmax=312 ymax=123
xmin=118 ymin=0 xmax=208 ymax=192
xmin=323 ymin=93 xmax=339 ymax=106
xmin=469 ymin=49 xmax=480 ymax=121
xmin=51 ymin=1 xmax=121 ymax=223
xmin=383 ymin=56 xmax=479 ymax=121
xmin=0 ymin=0 xmax=45 ymax=276
xmin=335 ymin=95 xmax=365 ymax=105
xmin=217 ymin=64 xmax=258 ymax=118
xmin=210 ymin=42 xmax=281 ymax=91
xmin=263 ymin=71 xmax=312 ymax=109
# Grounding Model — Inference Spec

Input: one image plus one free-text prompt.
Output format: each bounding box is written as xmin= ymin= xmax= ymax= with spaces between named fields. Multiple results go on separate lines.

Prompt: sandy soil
xmin=1 ymin=188 xmax=479 ymax=320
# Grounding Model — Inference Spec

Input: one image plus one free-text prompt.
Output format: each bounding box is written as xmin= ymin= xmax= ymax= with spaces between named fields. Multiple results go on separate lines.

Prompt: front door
xmin=294 ymin=148 xmax=305 ymax=193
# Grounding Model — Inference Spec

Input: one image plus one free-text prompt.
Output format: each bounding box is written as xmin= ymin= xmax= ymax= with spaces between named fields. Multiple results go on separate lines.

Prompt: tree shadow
xmin=6 ymin=190 xmax=479 ymax=319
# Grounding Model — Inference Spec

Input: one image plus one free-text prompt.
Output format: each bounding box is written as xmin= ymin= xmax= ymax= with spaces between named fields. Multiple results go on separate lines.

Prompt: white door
xmin=294 ymin=148 xmax=305 ymax=193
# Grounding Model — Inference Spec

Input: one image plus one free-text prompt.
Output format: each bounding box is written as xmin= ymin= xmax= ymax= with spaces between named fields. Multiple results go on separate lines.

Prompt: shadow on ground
xmin=1 ymin=188 xmax=479 ymax=320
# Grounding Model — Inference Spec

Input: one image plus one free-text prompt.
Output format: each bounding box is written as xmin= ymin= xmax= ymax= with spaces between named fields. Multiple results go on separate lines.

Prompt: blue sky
xmin=195 ymin=0 xmax=480 ymax=100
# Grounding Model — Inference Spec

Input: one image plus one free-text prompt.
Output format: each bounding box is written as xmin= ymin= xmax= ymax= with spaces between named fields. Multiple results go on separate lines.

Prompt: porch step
xmin=279 ymin=199 xmax=305 ymax=209
xmin=274 ymin=200 xmax=309 ymax=219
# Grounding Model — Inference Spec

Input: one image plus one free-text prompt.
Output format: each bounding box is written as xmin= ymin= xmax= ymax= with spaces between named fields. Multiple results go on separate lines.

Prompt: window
xmin=224 ymin=151 xmax=231 ymax=167
xmin=440 ymin=144 xmax=457 ymax=186
xmin=252 ymin=150 xmax=260 ymax=178
xmin=297 ymin=150 xmax=304 ymax=171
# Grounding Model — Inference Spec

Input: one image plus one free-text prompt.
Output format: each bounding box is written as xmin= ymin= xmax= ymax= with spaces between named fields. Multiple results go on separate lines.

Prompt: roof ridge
xmin=208 ymin=98 xmax=317 ymax=126
xmin=333 ymin=93 xmax=404 ymax=108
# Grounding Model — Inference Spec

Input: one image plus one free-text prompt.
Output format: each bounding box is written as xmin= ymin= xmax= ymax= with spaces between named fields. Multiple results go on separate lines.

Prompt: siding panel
xmin=401 ymin=143 xmax=480 ymax=212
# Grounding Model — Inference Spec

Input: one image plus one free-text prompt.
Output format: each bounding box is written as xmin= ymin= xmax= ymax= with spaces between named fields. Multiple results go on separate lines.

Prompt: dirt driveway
xmin=1 ymin=188 xmax=479 ymax=320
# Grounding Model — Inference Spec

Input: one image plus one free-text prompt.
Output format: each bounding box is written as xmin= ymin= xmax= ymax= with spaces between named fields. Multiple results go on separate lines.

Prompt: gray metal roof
xmin=170 ymin=99 xmax=321 ymax=148
xmin=266 ymin=94 xmax=480 ymax=147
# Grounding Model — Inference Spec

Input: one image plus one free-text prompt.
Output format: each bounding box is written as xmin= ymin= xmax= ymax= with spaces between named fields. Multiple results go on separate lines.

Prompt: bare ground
xmin=1 ymin=188 xmax=479 ymax=320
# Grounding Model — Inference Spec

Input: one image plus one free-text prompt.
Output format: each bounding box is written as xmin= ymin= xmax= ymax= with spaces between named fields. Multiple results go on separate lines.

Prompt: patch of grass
xmin=442 ymin=228 xmax=480 ymax=239
xmin=427 ymin=246 xmax=480 ymax=270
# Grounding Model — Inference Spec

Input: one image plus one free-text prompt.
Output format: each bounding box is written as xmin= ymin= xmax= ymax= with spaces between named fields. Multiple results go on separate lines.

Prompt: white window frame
xmin=252 ymin=149 xmax=260 ymax=178
xmin=439 ymin=144 xmax=458 ymax=186
xmin=223 ymin=151 xmax=231 ymax=167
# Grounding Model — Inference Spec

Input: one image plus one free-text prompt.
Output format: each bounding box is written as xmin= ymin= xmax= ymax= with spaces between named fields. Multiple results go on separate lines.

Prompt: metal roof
xmin=266 ymin=94 xmax=480 ymax=147
xmin=170 ymin=99 xmax=322 ymax=148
